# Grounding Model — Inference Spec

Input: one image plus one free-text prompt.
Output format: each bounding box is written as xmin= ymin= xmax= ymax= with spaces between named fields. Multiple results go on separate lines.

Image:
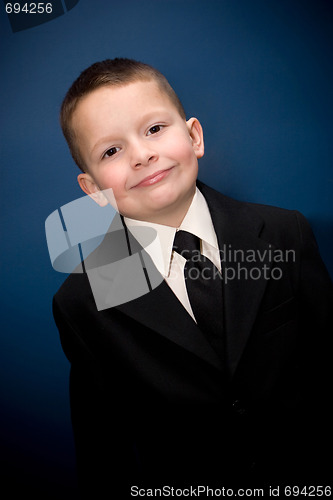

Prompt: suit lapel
xmin=116 ymin=275 xmax=223 ymax=372
xmin=200 ymin=182 xmax=272 ymax=378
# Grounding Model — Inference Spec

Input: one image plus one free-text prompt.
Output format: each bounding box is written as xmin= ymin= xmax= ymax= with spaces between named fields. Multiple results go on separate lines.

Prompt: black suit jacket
xmin=53 ymin=182 xmax=333 ymax=496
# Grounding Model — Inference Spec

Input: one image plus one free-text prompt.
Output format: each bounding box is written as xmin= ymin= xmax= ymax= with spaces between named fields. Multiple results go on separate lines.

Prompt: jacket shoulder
xmin=53 ymin=270 xmax=94 ymax=314
xmin=197 ymin=180 xmax=302 ymax=231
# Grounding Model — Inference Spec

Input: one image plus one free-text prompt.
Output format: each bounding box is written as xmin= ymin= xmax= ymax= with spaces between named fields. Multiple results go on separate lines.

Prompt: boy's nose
xmin=131 ymin=141 xmax=158 ymax=168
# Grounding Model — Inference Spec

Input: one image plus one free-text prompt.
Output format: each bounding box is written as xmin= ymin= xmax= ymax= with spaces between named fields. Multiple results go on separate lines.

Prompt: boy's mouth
xmin=131 ymin=167 xmax=174 ymax=188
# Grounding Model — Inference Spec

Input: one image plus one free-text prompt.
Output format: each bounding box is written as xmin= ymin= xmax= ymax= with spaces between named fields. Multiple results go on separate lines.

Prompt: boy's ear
xmin=77 ymin=173 xmax=109 ymax=207
xmin=186 ymin=117 xmax=204 ymax=159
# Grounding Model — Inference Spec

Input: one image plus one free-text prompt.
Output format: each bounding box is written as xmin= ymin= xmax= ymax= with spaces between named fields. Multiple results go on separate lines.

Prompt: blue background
xmin=1 ymin=0 xmax=332 ymax=497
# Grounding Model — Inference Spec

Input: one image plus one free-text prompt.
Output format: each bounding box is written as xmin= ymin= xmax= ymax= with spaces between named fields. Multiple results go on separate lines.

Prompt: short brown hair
xmin=60 ymin=58 xmax=186 ymax=172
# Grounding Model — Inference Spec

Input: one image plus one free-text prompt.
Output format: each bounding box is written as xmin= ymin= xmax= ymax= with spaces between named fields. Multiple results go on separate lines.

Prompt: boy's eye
xmin=103 ymin=146 xmax=120 ymax=158
xmin=147 ymin=125 xmax=162 ymax=135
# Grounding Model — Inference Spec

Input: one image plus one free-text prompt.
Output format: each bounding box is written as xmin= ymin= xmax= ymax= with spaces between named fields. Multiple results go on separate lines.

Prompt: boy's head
xmin=60 ymin=58 xmax=204 ymax=226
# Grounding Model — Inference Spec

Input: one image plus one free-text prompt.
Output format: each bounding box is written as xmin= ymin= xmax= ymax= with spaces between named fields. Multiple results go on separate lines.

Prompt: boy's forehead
xmin=80 ymin=79 xmax=171 ymax=112
xmin=72 ymin=80 xmax=180 ymax=134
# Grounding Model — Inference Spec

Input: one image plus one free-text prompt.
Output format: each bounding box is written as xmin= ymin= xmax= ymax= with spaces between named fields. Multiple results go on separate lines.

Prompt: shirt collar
xmin=124 ymin=187 xmax=218 ymax=277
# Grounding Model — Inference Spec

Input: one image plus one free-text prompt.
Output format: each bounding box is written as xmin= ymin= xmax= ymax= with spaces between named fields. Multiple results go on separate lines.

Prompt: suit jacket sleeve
xmin=275 ymin=210 xmax=332 ymax=477
xmin=53 ymin=297 xmax=137 ymax=497
xmin=296 ymin=210 xmax=333 ymax=327
xmin=295 ymin=210 xmax=332 ymax=383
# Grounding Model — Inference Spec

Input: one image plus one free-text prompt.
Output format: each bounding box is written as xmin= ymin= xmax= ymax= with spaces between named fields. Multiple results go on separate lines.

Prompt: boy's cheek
xmin=179 ymin=147 xmax=200 ymax=169
xmin=96 ymin=169 xmax=124 ymax=191
xmin=165 ymin=139 xmax=196 ymax=165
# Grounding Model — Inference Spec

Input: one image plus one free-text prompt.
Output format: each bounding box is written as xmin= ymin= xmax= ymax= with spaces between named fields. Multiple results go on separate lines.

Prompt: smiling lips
xmin=132 ymin=167 xmax=174 ymax=188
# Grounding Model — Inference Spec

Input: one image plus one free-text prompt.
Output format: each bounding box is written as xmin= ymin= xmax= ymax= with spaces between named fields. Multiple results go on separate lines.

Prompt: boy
xmin=54 ymin=58 xmax=332 ymax=497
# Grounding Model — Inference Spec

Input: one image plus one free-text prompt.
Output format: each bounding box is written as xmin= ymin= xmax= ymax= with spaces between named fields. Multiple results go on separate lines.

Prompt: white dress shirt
xmin=124 ymin=188 xmax=221 ymax=321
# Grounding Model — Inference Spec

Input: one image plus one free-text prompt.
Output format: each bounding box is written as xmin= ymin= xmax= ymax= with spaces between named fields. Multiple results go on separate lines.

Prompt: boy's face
xmin=73 ymin=80 xmax=204 ymax=226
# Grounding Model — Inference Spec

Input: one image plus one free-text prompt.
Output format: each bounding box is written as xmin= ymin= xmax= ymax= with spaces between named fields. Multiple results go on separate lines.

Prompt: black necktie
xmin=173 ymin=230 xmax=224 ymax=359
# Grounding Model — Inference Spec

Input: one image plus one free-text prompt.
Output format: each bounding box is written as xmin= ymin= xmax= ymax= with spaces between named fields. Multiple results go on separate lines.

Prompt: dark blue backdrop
xmin=1 ymin=0 xmax=332 ymax=497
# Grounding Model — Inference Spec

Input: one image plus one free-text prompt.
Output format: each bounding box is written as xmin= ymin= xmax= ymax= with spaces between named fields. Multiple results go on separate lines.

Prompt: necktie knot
xmin=173 ymin=230 xmax=200 ymax=261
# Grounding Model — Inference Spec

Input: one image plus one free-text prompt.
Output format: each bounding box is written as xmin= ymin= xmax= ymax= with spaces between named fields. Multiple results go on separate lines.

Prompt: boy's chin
xmin=135 ymin=193 xmax=195 ymax=225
